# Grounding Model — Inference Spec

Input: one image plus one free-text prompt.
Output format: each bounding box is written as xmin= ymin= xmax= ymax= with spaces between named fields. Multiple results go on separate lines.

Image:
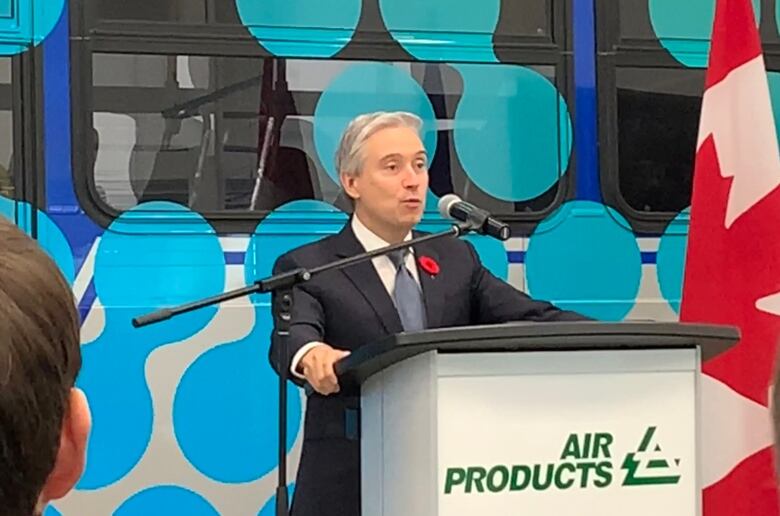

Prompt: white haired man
xmin=269 ymin=111 xmax=587 ymax=516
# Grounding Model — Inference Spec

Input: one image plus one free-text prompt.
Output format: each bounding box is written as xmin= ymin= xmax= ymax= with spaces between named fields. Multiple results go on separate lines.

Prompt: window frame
xmin=597 ymin=0 xmax=780 ymax=234
xmin=70 ymin=0 xmax=577 ymax=235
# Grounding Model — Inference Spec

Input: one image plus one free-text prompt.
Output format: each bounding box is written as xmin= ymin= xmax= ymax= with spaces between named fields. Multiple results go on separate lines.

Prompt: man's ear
xmin=40 ymin=388 xmax=91 ymax=503
xmin=340 ymin=172 xmax=360 ymax=201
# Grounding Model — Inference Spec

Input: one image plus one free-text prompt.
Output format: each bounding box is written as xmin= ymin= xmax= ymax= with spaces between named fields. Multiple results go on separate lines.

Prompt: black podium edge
xmin=335 ymin=321 xmax=740 ymax=386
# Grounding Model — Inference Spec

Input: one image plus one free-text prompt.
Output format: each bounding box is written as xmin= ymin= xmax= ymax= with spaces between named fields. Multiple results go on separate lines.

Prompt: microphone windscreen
xmin=438 ymin=193 xmax=462 ymax=219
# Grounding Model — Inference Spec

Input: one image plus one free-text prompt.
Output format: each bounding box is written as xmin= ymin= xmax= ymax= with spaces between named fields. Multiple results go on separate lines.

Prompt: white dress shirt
xmin=289 ymin=215 xmax=420 ymax=378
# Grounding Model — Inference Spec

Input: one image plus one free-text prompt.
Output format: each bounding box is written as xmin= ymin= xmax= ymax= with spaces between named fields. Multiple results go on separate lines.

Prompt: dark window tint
xmin=88 ymin=0 xmax=208 ymax=23
xmin=616 ymin=67 xmax=703 ymax=213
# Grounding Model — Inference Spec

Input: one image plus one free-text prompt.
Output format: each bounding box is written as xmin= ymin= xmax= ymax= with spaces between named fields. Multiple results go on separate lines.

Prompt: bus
xmin=1 ymin=0 xmax=776 ymax=514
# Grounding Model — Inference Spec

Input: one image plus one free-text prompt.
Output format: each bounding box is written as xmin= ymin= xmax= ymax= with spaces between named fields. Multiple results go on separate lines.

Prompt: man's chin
xmin=402 ymin=213 xmax=424 ymax=227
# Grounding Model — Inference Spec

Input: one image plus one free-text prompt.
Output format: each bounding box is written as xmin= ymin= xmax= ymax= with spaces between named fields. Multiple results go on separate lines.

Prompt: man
xmin=269 ymin=111 xmax=587 ymax=516
xmin=0 ymin=217 xmax=91 ymax=515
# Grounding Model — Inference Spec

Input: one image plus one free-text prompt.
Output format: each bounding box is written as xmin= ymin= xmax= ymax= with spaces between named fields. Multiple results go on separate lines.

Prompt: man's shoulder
xmin=273 ymin=233 xmax=341 ymax=271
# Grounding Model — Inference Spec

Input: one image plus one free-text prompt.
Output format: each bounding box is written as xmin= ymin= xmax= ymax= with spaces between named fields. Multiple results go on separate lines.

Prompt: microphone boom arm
xmin=131 ymin=221 xmax=475 ymax=516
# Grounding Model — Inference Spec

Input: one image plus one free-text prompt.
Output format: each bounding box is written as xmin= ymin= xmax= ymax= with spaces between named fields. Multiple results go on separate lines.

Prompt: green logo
xmin=443 ymin=426 xmax=681 ymax=495
xmin=621 ymin=426 xmax=681 ymax=486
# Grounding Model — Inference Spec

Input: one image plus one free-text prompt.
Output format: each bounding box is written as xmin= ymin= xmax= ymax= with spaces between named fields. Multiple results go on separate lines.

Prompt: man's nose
xmin=401 ymin=165 xmax=420 ymax=188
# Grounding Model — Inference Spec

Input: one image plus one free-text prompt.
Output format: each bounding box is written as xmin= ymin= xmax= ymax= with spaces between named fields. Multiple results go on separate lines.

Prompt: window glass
xmin=87 ymin=54 xmax=570 ymax=217
xmin=615 ymin=67 xmax=703 ymax=213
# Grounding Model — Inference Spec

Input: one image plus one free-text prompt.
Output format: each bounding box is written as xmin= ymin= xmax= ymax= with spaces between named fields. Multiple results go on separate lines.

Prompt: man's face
xmin=341 ymin=125 xmax=429 ymax=237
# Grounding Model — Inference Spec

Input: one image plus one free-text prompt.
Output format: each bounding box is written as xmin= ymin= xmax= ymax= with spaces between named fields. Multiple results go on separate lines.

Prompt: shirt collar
xmin=351 ymin=214 xmax=413 ymax=254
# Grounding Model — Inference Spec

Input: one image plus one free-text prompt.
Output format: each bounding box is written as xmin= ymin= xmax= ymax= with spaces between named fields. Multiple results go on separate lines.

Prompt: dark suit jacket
xmin=269 ymin=222 xmax=588 ymax=516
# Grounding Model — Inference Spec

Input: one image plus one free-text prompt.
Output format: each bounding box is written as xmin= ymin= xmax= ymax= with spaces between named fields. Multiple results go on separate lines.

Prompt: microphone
xmin=438 ymin=194 xmax=511 ymax=241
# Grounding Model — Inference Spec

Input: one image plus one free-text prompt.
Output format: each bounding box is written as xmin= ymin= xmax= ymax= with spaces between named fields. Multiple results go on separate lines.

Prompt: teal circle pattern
xmin=0 ymin=196 xmax=75 ymax=284
xmin=525 ymin=201 xmax=642 ymax=321
xmin=313 ymin=62 xmax=438 ymax=183
xmin=0 ymin=193 xmax=11 ymax=220
xmin=246 ymin=199 xmax=349 ymax=300
xmin=452 ymin=64 xmax=572 ymax=202
xmin=114 ymin=486 xmax=218 ymax=515
xmin=416 ymin=218 xmax=509 ymax=280
xmin=379 ymin=0 xmax=500 ymax=62
xmin=171 ymin=200 xmax=344 ymax=483
xmin=78 ymin=201 xmax=224 ymax=489
xmin=94 ymin=201 xmax=224 ymax=312
xmin=648 ymin=0 xmax=760 ymax=68
xmin=43 ymin=506 xmax=61 ymax=516
xmin=0 ymin=0 xmax=66 ymax=55
xmin=235 ymin=0 xmax=361 ymax=57
xmin=656 ymin=208 xmax=689 ymax=314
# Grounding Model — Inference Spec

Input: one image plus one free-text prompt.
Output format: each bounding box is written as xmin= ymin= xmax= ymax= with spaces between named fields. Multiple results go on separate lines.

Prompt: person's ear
xmin=40 ymin=388 xmax=91 ymax=503
xmin=341 ymin=172 xmax=360 ymax=201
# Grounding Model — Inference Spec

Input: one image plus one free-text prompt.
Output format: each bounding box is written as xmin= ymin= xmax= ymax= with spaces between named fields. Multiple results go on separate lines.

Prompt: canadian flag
xmin=680 ymin=0 xmax=780 ymax=514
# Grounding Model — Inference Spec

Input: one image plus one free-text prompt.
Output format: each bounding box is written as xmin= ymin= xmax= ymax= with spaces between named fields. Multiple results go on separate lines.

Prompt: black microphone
xmin=438 ymin=194 xmax=511 ymax=241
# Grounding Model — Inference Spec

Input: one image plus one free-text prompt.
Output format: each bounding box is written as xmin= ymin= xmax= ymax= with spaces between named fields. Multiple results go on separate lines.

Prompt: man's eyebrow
xmin=378 ymin=151 xmax=428 ymax=163
xmin=379 ymin=153 xmax=403 ymax=163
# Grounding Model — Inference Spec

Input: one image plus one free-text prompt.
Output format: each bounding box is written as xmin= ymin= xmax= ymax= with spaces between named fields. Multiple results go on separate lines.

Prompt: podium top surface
xmin=335 ymin=321 xmax=739 ymax=386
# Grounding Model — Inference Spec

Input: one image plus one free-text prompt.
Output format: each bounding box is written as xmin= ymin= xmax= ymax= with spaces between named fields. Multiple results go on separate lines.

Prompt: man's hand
xmin=299 ymin=344 xmax=350 ymax=395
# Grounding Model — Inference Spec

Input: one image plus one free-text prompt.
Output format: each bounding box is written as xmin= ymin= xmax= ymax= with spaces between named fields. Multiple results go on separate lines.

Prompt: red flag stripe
xmin=705 ymin=0 xmax=763 ymax=89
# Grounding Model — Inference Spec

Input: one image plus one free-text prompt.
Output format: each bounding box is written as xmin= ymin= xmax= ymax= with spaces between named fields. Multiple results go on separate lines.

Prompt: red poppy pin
xmin=418 ymin=256 xmax=440 ymax=276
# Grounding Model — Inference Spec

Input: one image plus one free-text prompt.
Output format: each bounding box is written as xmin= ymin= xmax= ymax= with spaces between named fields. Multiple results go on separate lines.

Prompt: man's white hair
xmin=335 ymin=111 xmax=423 ymax=178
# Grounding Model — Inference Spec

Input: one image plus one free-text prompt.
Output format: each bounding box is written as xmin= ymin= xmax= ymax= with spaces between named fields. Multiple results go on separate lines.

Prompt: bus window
xmin=80 ymin=54 xmax=570 ymax=226
xmin=598 ymin=0 xmax=780 ymax=231
xmin=615 ymin=67 xmax=702 ymax=214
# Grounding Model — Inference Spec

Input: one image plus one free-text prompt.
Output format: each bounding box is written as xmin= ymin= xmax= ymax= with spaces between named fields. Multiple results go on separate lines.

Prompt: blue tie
xmin=388 ymin=250 xmax=426 ymax=332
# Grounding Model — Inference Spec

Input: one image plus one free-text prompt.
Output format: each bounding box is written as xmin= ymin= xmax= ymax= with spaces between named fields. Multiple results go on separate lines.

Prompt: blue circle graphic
xmin=114 ymin=486 xmax=218 ymax=515
xmin=0 ymin=193 xmax=12 ymax=220
xmin=246 ymin=200 xmax=349 ymax=300
xmin=0 ymin=196 xmax=75 ymax=284
xmin=36 ymin=208 xmax=76 ymax=285
xmin=657 ymin=209 xmax=689 ymax=314
xmin=649 ymin=0 xmax=760 ymax=68
xmin=313 ymin=63 xmax=438 ymax=183
xmin=94 ymin=201 xmax=224 ymax=313
xmin=78 ymin=201 xmax=224 ymax=489
xmin=379 ymin=0 xmax=500 ymax=62
xmin=525 ymin=201 xmax=641 ymax=320
xmin=0 ymin=0 xmax=66 ymax=55
xmin=452 ymin=64 xmax=572 ymax=202
xmin=235 ymin=0 xmax=361 ymax=57
xmin=173 ymin=200 xmax=345 ymax=482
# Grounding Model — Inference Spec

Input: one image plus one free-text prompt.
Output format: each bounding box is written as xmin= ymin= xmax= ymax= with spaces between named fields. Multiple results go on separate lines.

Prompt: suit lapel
xmin=413 ymin=234 xmax=444 ymax=329
xmin=332 ymin=224 xmax=404 ymax=335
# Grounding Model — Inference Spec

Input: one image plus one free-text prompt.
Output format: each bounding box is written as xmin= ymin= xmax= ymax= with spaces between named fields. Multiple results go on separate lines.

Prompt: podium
xmin=336 ymin=321 xmax=738 ymax=516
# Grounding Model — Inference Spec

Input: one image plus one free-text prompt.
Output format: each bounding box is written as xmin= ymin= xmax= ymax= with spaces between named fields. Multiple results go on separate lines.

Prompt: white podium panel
xmin=361 ymin=348 xmax=700 ymax=516
xmin=437 ymin=350 xmax=698 ymax=516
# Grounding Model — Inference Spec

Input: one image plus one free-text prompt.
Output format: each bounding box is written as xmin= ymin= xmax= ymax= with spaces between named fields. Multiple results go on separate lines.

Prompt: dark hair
xmin=0 ymin=217 xmax=81 ymax=515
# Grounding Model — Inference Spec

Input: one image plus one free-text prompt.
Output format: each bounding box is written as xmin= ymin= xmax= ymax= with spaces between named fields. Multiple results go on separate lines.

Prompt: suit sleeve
xmin=268 ymin=253 xmax=326 ymax=386
xmin=466 ymin=242 xmax=592 ymax=323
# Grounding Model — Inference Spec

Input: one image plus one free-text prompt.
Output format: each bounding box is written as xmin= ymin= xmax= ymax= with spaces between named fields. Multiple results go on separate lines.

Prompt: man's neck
xmin=353 ymin=212 xmax=409 ymax=245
